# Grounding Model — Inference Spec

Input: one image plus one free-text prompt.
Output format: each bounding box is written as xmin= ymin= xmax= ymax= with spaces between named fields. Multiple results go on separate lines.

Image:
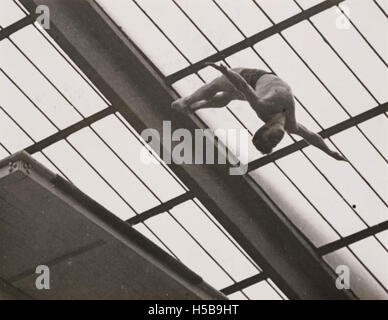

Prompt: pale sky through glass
xmin=1 ymin=0 xmax=387 ymax=300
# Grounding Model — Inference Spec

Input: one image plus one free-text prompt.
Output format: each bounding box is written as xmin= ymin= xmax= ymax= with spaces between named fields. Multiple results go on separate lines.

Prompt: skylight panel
xmin=332 ymin=127 xmax=388 ymax=202
xmin=0 ymin=144 xmax=9 ymax=158
xmin=0 ymin=0 xmax=25 ymax=28
xmin=294 ymin=0 xmax=323 ymax=9
xmin=304 ymin=142 xmax=388 ymax=226
xmin=132 ymin=223 xmax=171 ymax=254
xmin=323 ymin=247 xmax=388 ymax=299
xmin=91 ymin=115 xmax=186 ymax=202
xmin=253 ymin=0 xmax=300 ymax=23
xmin=10 ymin=24 xmax=108 ymax=117
xmin=43 ymin=140 xmax=137 ymax=221
xmin=377 ymin=230 xmax=388 ymax=249
xmin=359 ymin=115 xmax=388 ymax=160
xmin=283 ymin=21 xmax=375 ymax=115
xmin=146 ymin=213 xmax=234 ymax=289
xmin=131 ymin=0 xmax=216 ymax=63
xmin=311 ymin=6 xmax=388 ymax=103
xmin=0 ymin=38 xmax=82 ymax=129
xmin=0 ymin=70 xmax=57 ymax=141
xmin=0 ymin=107 xmax=32 ymax=152
xmin=345 ymin=0 xmax=388 ymax=62
xmin=32 ymin=152 xmax=65 ymax=178
xmin=276 ymin=151 xmax=366 ymax=237
xmin=171 ymin=200 xmax=259 ymax=282
xmin=243 ymin=280 xmax=283 ymax=300
xmin=375 ymin=0 xmax=388 ymax=14
xmin=95 ymin=0 xmax=189 ymax=75
xmin=254 ymin=35 xmax=349 ymax=128
xmin=350 ymin=236 xmax=388 ymax=290
xmin=250 ymin=163 xmax=340 ymax=247
xmin=214 ymin=0 xmax=272 ymax=37
xmin=67 ymin=127 xmax=161 ymax=214
xmin=172 ymin=0 xmax=244 ymax=50
xmin=228 ymin=291 xmax=248 ymax=300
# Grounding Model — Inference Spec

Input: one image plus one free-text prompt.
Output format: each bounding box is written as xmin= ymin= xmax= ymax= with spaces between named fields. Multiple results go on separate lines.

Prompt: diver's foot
xmin=171 ymin=98 xmax=191 ymax=114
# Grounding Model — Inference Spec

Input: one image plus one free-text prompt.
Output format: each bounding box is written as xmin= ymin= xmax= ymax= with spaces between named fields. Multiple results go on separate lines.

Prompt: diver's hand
xmin=330 ymin=151 xmax=347 ymax=162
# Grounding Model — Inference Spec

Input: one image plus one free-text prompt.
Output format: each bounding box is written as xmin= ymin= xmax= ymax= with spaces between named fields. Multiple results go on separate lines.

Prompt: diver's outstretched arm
xmin=205 ymin=63 xmax=259 ymax=105
xmin=293 ymin=123 xmax=347 ymax=161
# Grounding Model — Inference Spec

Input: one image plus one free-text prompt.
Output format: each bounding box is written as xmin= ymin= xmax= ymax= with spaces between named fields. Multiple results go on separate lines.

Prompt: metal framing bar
xmin=18 ymin=0 xmax=355 ymax=299
xmin=126 ymin=191 xmax=194 ymax=225
xmin=248 ymin=102 xmax=388 ymax=172
xmin=24 ymin=106 xmax=115 ymax=154
xmin=0 ymin=13 xmax=36 ymax=41
xmin=318 ymin=220 xmax=388 ymax=256
xmin=221 ymin=273 xmax=268 ymax=296
xmin=165 ymin=0 xmax=344 ymax=84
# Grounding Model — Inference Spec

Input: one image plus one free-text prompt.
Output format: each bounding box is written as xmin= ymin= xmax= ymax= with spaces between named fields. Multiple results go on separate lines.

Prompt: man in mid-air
xmin=172 ymin=63 xmax=346 ymax=161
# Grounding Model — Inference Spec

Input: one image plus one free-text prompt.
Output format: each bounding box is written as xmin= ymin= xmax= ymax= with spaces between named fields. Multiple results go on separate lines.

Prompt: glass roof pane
xmin=350 ymin=237 xmax=388 ymax=290
xmin=332 ymin=127 xmax=388 ymax=202
xmin=359 ymin=115 xmax=388 ymax=160
xmin=0 ymin=38 xmax=82 ymax=129
xmin=214 ymin=0 xmax=272 ymax=37
xmin=377 ymin=230 xmax=388 ymax=249
xmin=267 ymin=279 xmax=288 ymax=300
xmin=311 ymin=6 xmax=388 ymax=103
xmin=250 ymin=163 xmax=340 ymax=247
xmin=114 ymin=112 xmax=187 ymax=187
xmin=32 ymin=152 xmax=66 ymax=178
xmin=171 ymin=200 xmax=259 ymax=281
xmin=91 ymin=115 xmax=186 ymax=202
xmin=254 ymin=35 xmax=349 ymax=128
xmin=0 ymin=0 xmax=25 ymax=28
xmin=173 ymin=0 xmax=244 ymax=50
xmin=192 ymin=198 xmax=261 ymax=269
xmin=67 ymin=127 xmax=160 ymax=213
xmin=277 ymin=151 xmax=366 ymax=236
xmin=147 ymin=213 xmax=234 ymax=289
xmin=283 ymin=21 xmax=375 ymax=115
xmin=243 ymin=280 xmax=283 ymax=300
xmin=228 ymin=291 xmax=248 ymax=300
xmin=304 ymin=142 xmax=388 ymax=226
xmin=132 ymin=223 xmax=170 ymax=254
xmin=346 ymin=0 xmax=388 ymax=63
xmin=324 ymin=247 xmax=388 ymax=299
xmin=0 ymin=68 xmax=57 ymax=141
xmin=10 ymin=24 xmax=107 ymax=117
xmin=0 ymin=144 xmax=9 ymax=159
xmin=375 ymin=0 xmax=388 ymax=13
xmin=95 ymin=0 xmax=189 ymax=75
xmin=254 ymin=0 xmax=300 ymax=23
xmin=43 ymin=140 xmax=137 ymax=220
xmin=0 ymin=107 xmax=32 ymax=152
xmin=131 ymin=0 xmax=216 ymax=63
xmin=295 ymin=0 xmax=322 ymax=9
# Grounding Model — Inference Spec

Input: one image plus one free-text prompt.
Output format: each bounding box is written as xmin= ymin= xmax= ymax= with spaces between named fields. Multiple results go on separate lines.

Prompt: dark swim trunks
xmin=239 ymin=68 xmax=273 ymax=89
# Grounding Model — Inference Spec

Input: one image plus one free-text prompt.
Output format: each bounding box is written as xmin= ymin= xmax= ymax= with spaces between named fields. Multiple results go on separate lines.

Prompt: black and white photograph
xmin=0 ymin=0 xmax=387 ymax=307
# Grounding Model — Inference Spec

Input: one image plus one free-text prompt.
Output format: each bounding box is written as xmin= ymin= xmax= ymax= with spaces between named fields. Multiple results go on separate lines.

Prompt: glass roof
xmin=93 ymin=0 xmax=388 ymax=299
xmin=0 ymin=0 xmax=292 ymax=300
xmin=1 ymin=0 xmax=387 ymax=299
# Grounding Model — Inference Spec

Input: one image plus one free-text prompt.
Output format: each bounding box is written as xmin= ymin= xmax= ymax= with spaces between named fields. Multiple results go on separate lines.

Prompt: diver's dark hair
xmin=252 ymin=126 xmax=273 ymax=154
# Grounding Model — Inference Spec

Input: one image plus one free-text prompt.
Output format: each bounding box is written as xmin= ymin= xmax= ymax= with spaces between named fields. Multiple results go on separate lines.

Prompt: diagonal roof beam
xmin=248 ymin=102 xmax=388 ymax=172
xmin=166 ymin=0 xmax=344 ymax=84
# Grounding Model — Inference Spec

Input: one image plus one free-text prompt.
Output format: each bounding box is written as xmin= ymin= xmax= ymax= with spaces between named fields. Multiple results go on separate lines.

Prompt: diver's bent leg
xmin=191 ymin=92 xmax=234 ymax=112
xmin=172 ymin=76 xmax=237 ymax=113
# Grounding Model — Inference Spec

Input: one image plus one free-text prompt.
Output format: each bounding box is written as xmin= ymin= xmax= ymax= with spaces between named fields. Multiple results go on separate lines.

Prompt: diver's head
xmin=252 ymin=113 xmax=286 ymax=154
